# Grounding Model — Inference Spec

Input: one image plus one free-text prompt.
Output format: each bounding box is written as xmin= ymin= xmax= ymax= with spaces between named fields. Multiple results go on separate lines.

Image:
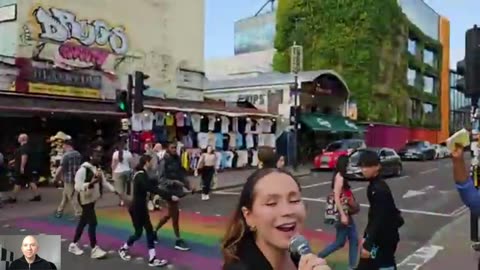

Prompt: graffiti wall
xmin=6 ymin=0 xmax=205 ymax=100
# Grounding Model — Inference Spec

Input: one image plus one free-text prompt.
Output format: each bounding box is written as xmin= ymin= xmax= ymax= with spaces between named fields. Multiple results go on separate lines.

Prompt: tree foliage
xmin=273 ymin=0 xmax=441 ymax=127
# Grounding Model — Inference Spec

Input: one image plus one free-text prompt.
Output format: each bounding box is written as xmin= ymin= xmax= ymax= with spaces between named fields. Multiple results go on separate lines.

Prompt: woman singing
xmin=118 ymin=154 xmax=178 ymax=267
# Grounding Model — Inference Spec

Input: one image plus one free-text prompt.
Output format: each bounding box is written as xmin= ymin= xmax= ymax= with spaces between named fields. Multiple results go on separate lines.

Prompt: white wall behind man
xmin=0 ymin=235 xmax=61 ymax=269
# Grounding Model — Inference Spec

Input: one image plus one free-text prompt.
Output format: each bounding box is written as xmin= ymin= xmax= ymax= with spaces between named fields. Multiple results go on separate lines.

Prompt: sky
xmin=205 ymin=0 xmax=479 ymax=68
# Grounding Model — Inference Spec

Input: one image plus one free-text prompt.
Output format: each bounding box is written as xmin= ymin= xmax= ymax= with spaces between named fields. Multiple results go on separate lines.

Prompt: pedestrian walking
xmin=68 ymin=148 xmax=122 ymax=259
xmin=153 ymin=142 xmax=191 ymax=251
xmin=54 ymin=139 xmax=82 ymax=218
xmin=318 ymin=155 xmax=359 ymax=269
xmin=7 ymin=134 xmax=41 ymax=203
xmin=195 ymin=145 xmax=217 ymax=201
xmin=356 ymin=150 xmax=404 ymax=270
xmin=111 ymin=139 xmax=133 ymax=206
xmin=118 ymin=154 xmax=176 ymax=267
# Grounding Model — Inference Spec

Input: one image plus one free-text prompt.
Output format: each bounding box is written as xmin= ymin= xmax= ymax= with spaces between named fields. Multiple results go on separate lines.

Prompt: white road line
xmin=392 ymin=175 xmax=410 ymax=180
xmin=420 ymin=168 xmax=438 ymax=174
xmin=301 ymin=197 xmax=453 ymax=217
xmin=449 ymin=205 xmax=468 ymax=217
xmin=351 ymin=187 xmax=365 ymax=192
xmin=397 ymin=245 xmax=444 ymax=269
xmin=214 ymin=191 xmax=241 ymax=195
xmin=301 ymin=181 xmax=331 ymax=189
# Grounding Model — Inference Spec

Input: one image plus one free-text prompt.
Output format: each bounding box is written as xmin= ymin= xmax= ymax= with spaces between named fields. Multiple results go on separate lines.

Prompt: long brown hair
xmin=221 ymin=168 xmax=300 ymax=267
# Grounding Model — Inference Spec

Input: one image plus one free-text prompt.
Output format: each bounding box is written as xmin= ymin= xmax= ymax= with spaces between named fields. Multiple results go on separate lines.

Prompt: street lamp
xmin=290 ymin=42 xmax=303 ymax=170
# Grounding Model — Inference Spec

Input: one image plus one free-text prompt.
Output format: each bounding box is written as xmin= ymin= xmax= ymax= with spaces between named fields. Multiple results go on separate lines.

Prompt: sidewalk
xmin=408 ymin=212 xmax=479 ymax=270
xmin=189 ymin=164 xmax=312 ymax=191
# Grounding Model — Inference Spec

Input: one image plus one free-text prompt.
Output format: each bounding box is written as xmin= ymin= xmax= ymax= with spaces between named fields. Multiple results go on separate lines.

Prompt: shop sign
xmin=28 ymin=82 xmax=100 ymax=98
xmin=345 ymin=119 xmax=358 ymax=130
xmin=238 ymin=94 xmax=266 ymax=105
xmin=316 ymin=117 xmax=331 ymax=128
xmin=31 ymin=68 xmax=102 ymax=89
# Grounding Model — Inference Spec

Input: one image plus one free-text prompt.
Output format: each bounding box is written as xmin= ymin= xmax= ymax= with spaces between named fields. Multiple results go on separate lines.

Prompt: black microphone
xmin=289 ymin=234 xmax=312 ymax=257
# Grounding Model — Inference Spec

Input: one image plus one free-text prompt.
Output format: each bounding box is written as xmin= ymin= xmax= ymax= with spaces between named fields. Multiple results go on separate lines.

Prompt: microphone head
xmin=289 ymin=234 xmax=312 ymax=256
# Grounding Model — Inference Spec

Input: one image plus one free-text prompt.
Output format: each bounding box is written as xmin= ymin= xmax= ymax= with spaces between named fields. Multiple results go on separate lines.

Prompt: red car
xmin=314 ymin=139 xmax=366 ymax=170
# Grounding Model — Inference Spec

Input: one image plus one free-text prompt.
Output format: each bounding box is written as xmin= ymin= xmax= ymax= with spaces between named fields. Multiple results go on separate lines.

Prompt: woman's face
xmin=206 ymin=146 xmax=213 ymax=153
xmin=242 ymin=172 xmax=306 ymax=250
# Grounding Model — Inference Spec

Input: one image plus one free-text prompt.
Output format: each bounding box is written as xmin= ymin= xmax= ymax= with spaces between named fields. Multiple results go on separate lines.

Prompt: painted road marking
xmin=301 ymin=197 xmax=453 ymax=217
xmin=397 ymin=245 xmax=444 ymax=270
xmin=402 ymin=185 xmax=435 ymax=199
xmin=420 ymin=168 xmax=438 ymax=174
xmin=214 ymin=191 xmax=454 ymax=217
xmin=351 ymin=187 xmax=365 ymax=192
xmin=301 ymin=181 xmax=331 ymax=189
xmin=449 ymin=205 xmax=468 ymax=217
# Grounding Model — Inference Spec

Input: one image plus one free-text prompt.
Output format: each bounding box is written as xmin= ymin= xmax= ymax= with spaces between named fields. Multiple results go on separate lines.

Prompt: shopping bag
xmin=211 ymin=174 xmax=218 ymax=189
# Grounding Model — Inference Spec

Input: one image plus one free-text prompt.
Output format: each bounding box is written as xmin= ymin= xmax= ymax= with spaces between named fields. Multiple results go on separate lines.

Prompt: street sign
xmin=290 ymin=44 xmax=303 ymax=73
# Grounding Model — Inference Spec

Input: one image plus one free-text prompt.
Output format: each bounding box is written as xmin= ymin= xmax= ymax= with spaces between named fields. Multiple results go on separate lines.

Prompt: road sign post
xmin=290 ymin=43 xmax=302 ymax=171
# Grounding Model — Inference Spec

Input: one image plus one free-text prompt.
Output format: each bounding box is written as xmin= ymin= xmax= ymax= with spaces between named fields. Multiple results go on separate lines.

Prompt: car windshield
xmin=349 ymin=150 xmax=368 ymax=165
xmin=325 ymin=142 xmax=347 ymax=152
xmin=406 ymin=142 xmax=422 ymax=148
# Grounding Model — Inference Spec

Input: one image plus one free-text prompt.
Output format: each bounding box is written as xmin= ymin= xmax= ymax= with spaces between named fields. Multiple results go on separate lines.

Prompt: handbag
xmin=345 ymin=191 xmax=360 ymax=215
xmin=324 ymin=192 xmax=349 ymax=225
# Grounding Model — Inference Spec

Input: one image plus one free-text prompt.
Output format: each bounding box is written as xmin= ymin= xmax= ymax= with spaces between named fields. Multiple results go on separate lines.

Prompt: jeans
xmin=73 ymin=203 xmax=97 ymax=248
xmin=127 ymin=208 xmax=155 ymax=249
xmin=318 ymin=220 xmax=359 ymax=268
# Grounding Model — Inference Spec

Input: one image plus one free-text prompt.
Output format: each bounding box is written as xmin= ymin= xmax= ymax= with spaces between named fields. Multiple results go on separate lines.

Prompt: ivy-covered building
xmin=273 ymin=0 xmax=451 ymax=143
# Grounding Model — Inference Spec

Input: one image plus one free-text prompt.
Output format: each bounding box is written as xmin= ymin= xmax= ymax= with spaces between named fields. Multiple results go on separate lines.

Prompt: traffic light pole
xmin=471 ymin=95 xmax=480 ymax=249
xmin=293 ymin=73 xmax=299 ymax=171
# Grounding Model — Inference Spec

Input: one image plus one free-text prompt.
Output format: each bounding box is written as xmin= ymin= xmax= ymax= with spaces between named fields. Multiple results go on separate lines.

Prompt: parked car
xmin=433 ymin=144 xmax=451 ymax=159
xmin=398 ymin=140 xmax=436 ymax=161
xmin=313 ymin=139 xmax=366 ymax=170
xmin=346 ymin=148 xmax=403 ymax=180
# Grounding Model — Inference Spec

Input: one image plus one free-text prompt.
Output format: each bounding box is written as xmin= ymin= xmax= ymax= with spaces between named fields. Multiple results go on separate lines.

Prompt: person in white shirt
xmin=111 ymin=140 xmax=133 ymax=207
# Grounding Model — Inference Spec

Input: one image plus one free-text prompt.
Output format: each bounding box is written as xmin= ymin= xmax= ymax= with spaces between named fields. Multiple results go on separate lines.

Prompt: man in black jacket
xmin=356 ymin=150 xmax=403 ymax=270
xmin=8 ymin=235 xmax=56 ymax=270
xmin=153 ymin=142 xmax=191 ymax=251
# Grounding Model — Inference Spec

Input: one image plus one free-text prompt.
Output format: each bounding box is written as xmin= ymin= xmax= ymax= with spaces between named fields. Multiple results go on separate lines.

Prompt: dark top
xmin=130 ymin=169 xmax=172 ymax=213
xmin=223 ymin=236 xmax=299 ymax=270
xmin=163 ymin=153 xmax=186 ymax=182
xmin=14 ymin=144 xmax=30 ymax=175
xmin=8 ymin=255 xmax=55 ymax=270
xmin=363 ymin=176 xmax=402 ymax=251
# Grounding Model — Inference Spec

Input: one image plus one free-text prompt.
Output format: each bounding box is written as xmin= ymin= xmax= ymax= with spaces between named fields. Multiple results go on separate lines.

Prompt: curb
xmin=211 ymin=171 xmax=312 ymax=192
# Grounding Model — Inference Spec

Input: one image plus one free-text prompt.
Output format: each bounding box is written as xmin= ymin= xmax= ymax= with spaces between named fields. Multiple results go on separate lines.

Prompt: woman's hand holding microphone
xmin=298 ymin=254 xmax=331 ymax=270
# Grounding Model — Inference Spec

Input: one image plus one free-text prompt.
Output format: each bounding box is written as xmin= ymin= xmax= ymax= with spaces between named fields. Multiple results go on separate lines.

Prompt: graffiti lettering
xmin=59 ymin=43 xmax=109 ymax=68
xmin=33 ymin=7 xmax=128 ymax=54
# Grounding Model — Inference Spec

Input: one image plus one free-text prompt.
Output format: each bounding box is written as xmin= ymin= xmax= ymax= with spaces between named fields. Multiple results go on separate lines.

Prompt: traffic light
xmin=459 ymin=25 xmax=480 ymax=96
xmin=133 ymin=71 xmax=150 ymax=113
xmin=115 ymin=89 xmax=128 ymax=113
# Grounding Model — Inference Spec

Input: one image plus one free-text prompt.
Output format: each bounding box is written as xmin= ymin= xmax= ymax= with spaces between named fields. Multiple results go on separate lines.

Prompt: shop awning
xmin=300 ymin=114 xmax=362 ymax=133
xmin=0 ymin=92 xmax=125 ymax=117
xmin=145 ymin=98 xmax=276 ymax=118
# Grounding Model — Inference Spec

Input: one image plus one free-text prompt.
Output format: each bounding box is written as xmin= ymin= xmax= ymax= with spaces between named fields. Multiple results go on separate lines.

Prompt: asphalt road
xmin=0 ymin=157 xmax=464 ymax=270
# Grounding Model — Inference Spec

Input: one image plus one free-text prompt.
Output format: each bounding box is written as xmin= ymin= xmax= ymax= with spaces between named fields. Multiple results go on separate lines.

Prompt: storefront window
xmin=408 ymin=39 xmax=416 ymax=55
xmin=423 ymin=76 xmax=435 ymax=94
xmin=423 ymin=49 xmax=436 ymax=67
xmin=407 ymin=68 xmax=416 ymax=86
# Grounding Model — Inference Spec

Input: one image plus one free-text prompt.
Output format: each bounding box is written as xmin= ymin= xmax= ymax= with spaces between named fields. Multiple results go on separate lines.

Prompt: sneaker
xmin=201 ymin=194 xmax=207 ymax=200
xmin=91 ymin=246 xmax=107 ymax=259
xmin=29 ymin=195 xmax=41 ymax=202
xmin=147 ymin=200 xmax=154 ymax=211
xmin=205 ymin=194 xmax=210 ymax=200
xmin=7 ymin=197 xmax=16 ymax=204
xmin=55 ymin=211 xmax=62 ymax=218
xmin=148 ymin=256 xmax=168 ymax=267
xmin=118 ymin=247 xmax=131 ymax=261
xmin=68 ymin=243 xmax=84 ymax=255
xmin=174 ymin=239 xmax=190 ymax=251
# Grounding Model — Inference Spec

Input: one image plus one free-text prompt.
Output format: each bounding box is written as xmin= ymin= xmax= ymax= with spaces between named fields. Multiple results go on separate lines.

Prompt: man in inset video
xmin=8 ymin=235 xmax=56 ymax=269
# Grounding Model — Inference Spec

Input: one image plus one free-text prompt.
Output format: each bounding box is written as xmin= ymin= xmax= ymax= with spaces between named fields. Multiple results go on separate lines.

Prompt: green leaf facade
xmin=273 ymin=0 xmax=442 ymax=128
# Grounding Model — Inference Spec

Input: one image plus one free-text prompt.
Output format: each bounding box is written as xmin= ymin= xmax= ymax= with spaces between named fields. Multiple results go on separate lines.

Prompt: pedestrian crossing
xmin=9 ymin=207 xmax=348 ymax=269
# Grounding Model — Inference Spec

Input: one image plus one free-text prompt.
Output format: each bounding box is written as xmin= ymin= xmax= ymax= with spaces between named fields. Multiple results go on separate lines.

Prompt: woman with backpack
xmin=318 ymin=155 xmax=359 ymax=269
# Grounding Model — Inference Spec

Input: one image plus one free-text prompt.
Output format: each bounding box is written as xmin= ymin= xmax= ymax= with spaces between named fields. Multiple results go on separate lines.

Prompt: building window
xmin=410 ymin=98 xmax=421 ymax=120
xmin=423 ymin=49 xmax=436 ymax=67
xmin=407 ymin=68 xmax=416 ymax=86
xmin=407 ymin=39 xmax=416 ymax=55
xmin=423 ymin=76 xmax=434 ymax=94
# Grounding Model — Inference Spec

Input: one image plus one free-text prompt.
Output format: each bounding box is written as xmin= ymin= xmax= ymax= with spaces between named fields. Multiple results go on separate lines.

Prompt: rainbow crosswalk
xmin=13 ymin=207 xmax=348 ymax=269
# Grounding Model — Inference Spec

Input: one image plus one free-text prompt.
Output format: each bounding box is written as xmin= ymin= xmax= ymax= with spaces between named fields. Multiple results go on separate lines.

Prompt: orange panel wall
xmin=438 ymin=17 xmax=451 ymax=142
xmin=410 ymin=128 xmax=439 ymax=143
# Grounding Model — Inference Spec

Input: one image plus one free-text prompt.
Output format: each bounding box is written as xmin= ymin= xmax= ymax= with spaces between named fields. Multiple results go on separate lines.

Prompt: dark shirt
xmin=130 ymin=169 xmax=171 ymax=213
xmin=363 ymin=176 xmax=402 ymax=251
xmin=61 ymin=149 xmax=82 ymax=183
xmin=223 ymin=236 xmax=299 ymax=270
xmin=163 ymin=153 xmax=186 ymax=182
xmin=14 ymin=144 xmax=30 ymax=174
xmin=8 ymin=255 xmax=55 ymax=270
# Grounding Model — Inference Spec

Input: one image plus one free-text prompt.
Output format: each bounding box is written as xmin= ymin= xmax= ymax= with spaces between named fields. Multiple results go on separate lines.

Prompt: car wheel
xmin=395 ymin=165 xmax=403 ymax=176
